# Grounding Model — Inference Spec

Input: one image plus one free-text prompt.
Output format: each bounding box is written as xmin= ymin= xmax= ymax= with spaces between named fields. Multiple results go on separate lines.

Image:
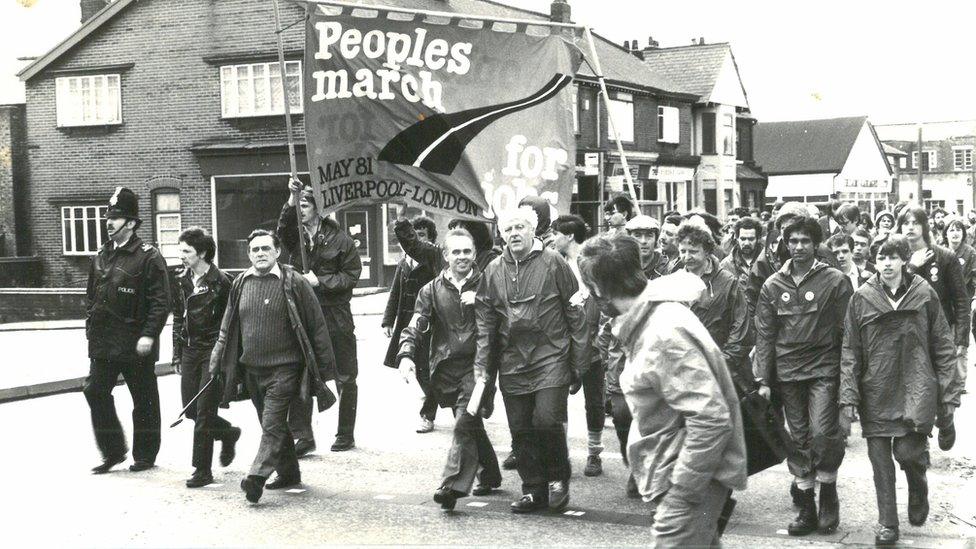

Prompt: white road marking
xmin=466 ymin=502 xmax=488 ymax=508
xmin=286 ymin=488 xmax=307 ymax=494
xmin=374 ymin=494 xmax=395 ymax=500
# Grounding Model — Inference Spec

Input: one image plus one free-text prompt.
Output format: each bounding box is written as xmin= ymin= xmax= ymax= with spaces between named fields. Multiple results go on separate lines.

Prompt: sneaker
xmin=511 ymin=493 xmax=547 ymax=514
xmin=416 ymin=417 xmax=435 ymax=433
xmin=548 ymin=480 xmax=570 ymax=511
xmin=583 ymin=455 xmax=603 ymax=477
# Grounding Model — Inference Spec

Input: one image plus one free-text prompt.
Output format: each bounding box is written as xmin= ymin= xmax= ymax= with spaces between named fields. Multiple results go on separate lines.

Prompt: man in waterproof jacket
xmin=393 ymin=217 xmax=500 ymax=275
xmin=278 ymin=180 xmax=362 ymax=453
xmin=474 ymin=206 xmax=588 ymax=514
xmin=839 ymin=235 xmax=960 ymax=546
xmin=172 ymin=227 xmax=239 ymax=488
xmin=745 ymin=202 xmax=840 ymax=319
xmin=397 ymin=228 xmax=501 ymax=511
xmin=578 ymin=234 xmax=747 ymax=548
xmin=720 ymin=216 xmax=763 ymax=292
xmin=209 ymin=229 xmax=335 ymax=504
xmin=754 ymin=215 xmax=853 ymax=536
xmin=382 ymin=217 xmax=438 ymax=433
xmin=674 ymin=220 xmax=753 ymax=392
xmin=624 ymin=215 xmax=668 ymax=280
xmin=84 ymin=187 xmax=170 ymax=475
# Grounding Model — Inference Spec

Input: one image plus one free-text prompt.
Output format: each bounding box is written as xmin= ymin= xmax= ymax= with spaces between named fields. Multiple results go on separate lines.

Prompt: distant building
xmin=641 ymin=39 xmax=763 ymax=218
xmin=875 ymin=120 xmax=976 ymax=215
xmin=755 ymin=116 xmax=892 ymax=216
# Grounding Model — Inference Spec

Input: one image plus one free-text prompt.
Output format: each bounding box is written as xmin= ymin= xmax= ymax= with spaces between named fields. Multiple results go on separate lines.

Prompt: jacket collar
xmin=105 ymin=235 xmax=142 ymax=254
xmin=441 ymin=268 xmax=482 ymax=291
xmin=777 ymin=258 xmax=828 ymax=280
xmin=502 ymin=239 xmax=544 ymax=263
xmin=183 ymin=263 xmax=221 ymax=285
xmin=243 ymin=262 xmax=282 ymax=280
xmin=613 ymin=270 xmax=706 ymax=350
xmin=862 ymin=270 xmax=924 ymax=308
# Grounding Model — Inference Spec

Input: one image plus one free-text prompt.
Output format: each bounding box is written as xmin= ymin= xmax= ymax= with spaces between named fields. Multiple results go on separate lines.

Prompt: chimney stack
xmin=550 ymin=0 xmax=572 ymax=24
xmin=81 ymin=0 xmax=109 ymax=24
xmin=642 ymin=36 xmax=660 ymax=57
xmin=699 ymin=36 xmax=706 ymax=45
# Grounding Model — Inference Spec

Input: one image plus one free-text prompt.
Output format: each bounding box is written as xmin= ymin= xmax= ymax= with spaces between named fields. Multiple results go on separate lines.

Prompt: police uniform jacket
xmin=86 ymin=236 xmax=170 ymax=363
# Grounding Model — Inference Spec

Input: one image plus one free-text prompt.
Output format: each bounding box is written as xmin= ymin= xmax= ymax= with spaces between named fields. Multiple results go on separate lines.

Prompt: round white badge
xmin=932 ymin=274 xmax=939 ymax=282
xmin=930 ymin=266 xmax=939 ymax=275
xmin=805 ymin=291 xmax=815 ymax=301
xmin=781 ymin=292 xmax=790 ymax=302
xmin=960 ymin=258 xmax=966 ymax=266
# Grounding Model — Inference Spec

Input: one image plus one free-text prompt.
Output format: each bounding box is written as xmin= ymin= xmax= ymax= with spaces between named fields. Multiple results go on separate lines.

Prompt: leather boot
xmin=790 ymin=480 xmax=802 ymax=510
xmin=787 ymin=488 xmax=818 ymax=536
xmin=905 ymin=467 xmax=929 ymax=526
xmin=817 ymin=482 xmax=840 ymax=534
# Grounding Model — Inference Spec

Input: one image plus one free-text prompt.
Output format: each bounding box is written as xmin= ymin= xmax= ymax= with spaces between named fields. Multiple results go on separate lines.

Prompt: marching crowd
xmin=81 ymin=182 xmax=969 ymax=548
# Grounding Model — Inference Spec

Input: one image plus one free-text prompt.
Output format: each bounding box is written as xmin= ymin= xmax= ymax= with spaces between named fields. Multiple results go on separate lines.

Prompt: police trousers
xmin=84 ymin=357 xmax=160 ymax=463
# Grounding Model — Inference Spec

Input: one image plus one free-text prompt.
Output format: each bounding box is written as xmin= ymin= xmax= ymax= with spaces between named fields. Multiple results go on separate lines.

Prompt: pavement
xmin=3 ymin=291 xmax=976 ymax=546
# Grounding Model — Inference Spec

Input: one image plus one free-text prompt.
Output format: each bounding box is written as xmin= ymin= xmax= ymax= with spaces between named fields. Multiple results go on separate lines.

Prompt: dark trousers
xmin=246 ymin=364 xmax=301 ymax=479
xmin=83 ymin=358 xmax=160 ymax=463
xmin=181 ymin=346 xmax=235 ymax=471
xmin=441 ymin=407 xmax=501 ymax=494
xmin=502 ymin=385 xmax=570 ymax=496
xmin=610 ymin=393 xmax=632 ymax=465
xmin=582 ymin=361 xmax=606 ymax=433
xmin=417 ymin=359 xmax=438 ymax=421
xmin=866 ymin=433 xmax=929 ymax=528
xmin=289 ymin=303 xmax=358 ymax=440
xmin=779 ymin=377 xmax=846 ymax=480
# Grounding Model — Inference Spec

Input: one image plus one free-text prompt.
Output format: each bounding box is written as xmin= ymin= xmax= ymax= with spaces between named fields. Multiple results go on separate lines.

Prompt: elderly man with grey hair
xmin=474 ymin=205 xmax=589 ymax=514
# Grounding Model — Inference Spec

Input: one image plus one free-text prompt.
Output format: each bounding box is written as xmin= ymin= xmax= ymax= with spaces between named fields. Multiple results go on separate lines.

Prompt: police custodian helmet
xmin=105 ymin=187 xmax=142 ymax=227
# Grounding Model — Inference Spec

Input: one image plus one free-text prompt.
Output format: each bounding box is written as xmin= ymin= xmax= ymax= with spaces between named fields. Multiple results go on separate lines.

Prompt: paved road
xmin=3 ymin=306 xmax=976 ymax=547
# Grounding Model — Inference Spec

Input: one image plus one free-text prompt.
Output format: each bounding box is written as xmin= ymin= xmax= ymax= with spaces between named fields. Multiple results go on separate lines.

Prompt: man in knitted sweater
xmin=209 ymin=229 xmax=335 ymax=504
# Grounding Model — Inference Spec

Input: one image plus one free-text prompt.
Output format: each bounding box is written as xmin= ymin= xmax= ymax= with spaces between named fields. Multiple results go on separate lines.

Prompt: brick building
xmin=0 ymin=103 xmax=26 ymax=257
xmin=14 ymin=0 xmax=713 ymax=287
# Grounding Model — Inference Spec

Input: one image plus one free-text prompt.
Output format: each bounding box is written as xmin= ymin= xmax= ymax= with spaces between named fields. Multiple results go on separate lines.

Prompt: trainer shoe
xmin=583 ymin=455 xmax=603 ymax=477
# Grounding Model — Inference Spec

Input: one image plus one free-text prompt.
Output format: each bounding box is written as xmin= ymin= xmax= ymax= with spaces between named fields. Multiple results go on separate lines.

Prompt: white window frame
xmin=657 ymin=106 xmax=679 ymax=144
xmin=722 ymin=114 xmax=735 ymax=156
xmin=606 ymin=96 xmax=634 ymax=143
xmin=61 ymin=205 xmax=108 ymax=256
xmin=953 ymin=146 xmax=973 ymax=171
xmin=571 ymin=86 xmax=579 ymax=134
xmin=912 ymin=150 xmax=938 ymax=170
xmin=55 ymin=74 xmax=122 ymax=127
xmin=220 ymin=61 xmax=303 ymax=118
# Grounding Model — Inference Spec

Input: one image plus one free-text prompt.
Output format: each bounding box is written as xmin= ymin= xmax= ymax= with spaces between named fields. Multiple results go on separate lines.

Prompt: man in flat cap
xmin=84 ymin=187 xmax=170 ymax=474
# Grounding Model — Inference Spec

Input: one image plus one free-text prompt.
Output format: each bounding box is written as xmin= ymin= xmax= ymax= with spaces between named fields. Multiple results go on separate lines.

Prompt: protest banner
xmin=303 ymin=3 xmax=582 ymax=221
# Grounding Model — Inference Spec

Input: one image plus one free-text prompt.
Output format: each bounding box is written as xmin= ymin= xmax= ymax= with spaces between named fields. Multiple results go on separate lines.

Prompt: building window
xmin=61 ymin=205 xmax=108 ymax=255
xmin=220 ymin=61 xmax=302 ymax=118
xmin=924 ymin=199 xmax=946 ymax=213
xmin=55 ymin=74 xmax=121 ymax=127
xmin=701 ymin=113 xmax=716 ymax=155
xmin=912 ymin=150 xmax=937 ymax=170
xmin=957 ymin=199 xmax=966 ymax=215
xmin=898 ymin=157 xmax=907 ymax=169
xmin=153 ymin=191 xmax=181 ymax=265
xmin=571 ymin=86 xmax=579 ymax=134
xmin=722 ymin=114 xmax=735 ymax=156
xmin=657 ymin=106 xmax=679 ymax=143
xmin=953 ymin=146 xmax=973 ymax=171
xmin=606 ymin=96 xmax=634 ymax=143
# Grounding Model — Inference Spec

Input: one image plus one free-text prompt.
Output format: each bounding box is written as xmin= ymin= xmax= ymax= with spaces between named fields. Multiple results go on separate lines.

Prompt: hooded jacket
xmin=906 ymin=244 xmax=970 ymax=346
xmin=613 ymin=271 xmax=748 ymax=502
xmin=840 ymin=273 xmax=960 ymax=437
xmin=474 ymin=240 xmax=588 ymax=394
xmin=687 ymin=256 xmax=753 ymax=390
xmin=209 ymin=264 xmax=336 ymax=410
xmin=277 ymin=204 xmax=362 ymax=307
xmin=754 ymin=260 xmax=853 ymax=384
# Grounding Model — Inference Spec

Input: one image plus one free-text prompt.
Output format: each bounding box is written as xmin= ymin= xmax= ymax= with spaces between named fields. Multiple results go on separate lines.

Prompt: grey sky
xmin=3 ymin=0 xmax=974 ymax=124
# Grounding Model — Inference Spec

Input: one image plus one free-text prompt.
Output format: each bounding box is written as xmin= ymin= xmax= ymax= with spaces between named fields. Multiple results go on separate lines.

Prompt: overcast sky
xmin=2 ymin=0 xmax=974 ymax=125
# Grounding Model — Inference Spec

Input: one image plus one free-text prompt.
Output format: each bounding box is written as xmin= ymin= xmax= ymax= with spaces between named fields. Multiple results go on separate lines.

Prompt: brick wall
xmin=0 ymin=289 xmax=87 ymax=323
xmin=0 ymin=104 xmax=26 ymax=256
xmin=23 ymin=0 xmax=309 ymax=287
xmin=575 ymin=83 xmax=694 ymax=156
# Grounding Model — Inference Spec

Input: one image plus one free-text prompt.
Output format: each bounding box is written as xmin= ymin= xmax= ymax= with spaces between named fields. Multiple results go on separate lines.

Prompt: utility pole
xmin=916 ymin=126 xmax=924 ymax=207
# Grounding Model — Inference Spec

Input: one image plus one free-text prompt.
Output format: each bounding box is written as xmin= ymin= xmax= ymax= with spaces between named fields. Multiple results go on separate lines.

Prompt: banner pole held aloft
xmin=582 ymin=26 xmax=640 ymax=209
xmin=273 ymin=0 xmax=309 ymax=272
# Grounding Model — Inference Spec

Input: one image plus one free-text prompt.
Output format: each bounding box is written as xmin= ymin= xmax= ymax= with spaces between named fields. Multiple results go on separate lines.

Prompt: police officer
xmin=84 ymin=187 xmax=170 ymax=474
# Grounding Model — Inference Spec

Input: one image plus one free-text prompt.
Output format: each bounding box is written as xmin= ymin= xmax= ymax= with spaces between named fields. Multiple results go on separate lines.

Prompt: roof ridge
xmin=643 ymin=42 xmax=730 ymax=52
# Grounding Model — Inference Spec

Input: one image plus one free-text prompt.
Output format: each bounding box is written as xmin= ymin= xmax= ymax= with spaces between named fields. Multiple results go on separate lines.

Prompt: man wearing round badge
xmin=754 ymin=216 xmax=853 ymax=536
xmin=897 ymin=207 xmax=970 ymax=408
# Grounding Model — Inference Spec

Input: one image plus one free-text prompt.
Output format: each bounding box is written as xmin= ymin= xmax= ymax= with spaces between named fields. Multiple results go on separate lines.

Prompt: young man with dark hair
xmin=850 ymin=229 xmax=877 ymax=274
xmin=754 ymin=216 xmax=853 ymax=536
xmin=382 ymin=217 xmax=439 ymax=433
xmin=578 ymin=233 xmax=747 ymax=548
xmin=84 ymin=187 xmax=170 ymax=475
xmin=840 ymin=234 xmax=960 ymax=545
xmin=209 ymin=229 xmax=336 ymax=504
xmin=398 ymin=228 xmax=501 ymax=510
xmin=659 ymin=217 xmax=681 ymax=264
xmin=605 ymin=195 xmax=637 ymax=222
xmin=827 ymin=233 xmax=872 ymax=289
xmin=173 ymin=227 xmax=240 ymax=488
xmin=677 ymin=221 xmax=752 ymax=392
xmin=721 ymin=217 xmax=764 ymax=290
xmin=624 ymin=215 xmax=667 ymax=280
xmin=279 ymin=181 xmax=362 ymax=454
xmin=475 ymin=206 xmax=588 ymax=514
xmin=553 ymin=214 xmax=605 ymax=477
xmin=897 ymin=206 xmax=968 ymax=443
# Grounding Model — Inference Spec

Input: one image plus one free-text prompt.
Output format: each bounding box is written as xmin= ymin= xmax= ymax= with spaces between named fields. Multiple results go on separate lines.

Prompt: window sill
xmin=222 ymin=112 xmax=304 ymax=120
xmin=57 ymin=121 xmax=123 ymax=129
xmin=63 ymin=252 xmax=98 ymax=257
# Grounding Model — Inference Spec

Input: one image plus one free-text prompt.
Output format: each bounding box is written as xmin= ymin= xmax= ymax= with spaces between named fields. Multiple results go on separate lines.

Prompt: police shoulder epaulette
xmin=141 ymin=243 xmax=154 ymax=252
